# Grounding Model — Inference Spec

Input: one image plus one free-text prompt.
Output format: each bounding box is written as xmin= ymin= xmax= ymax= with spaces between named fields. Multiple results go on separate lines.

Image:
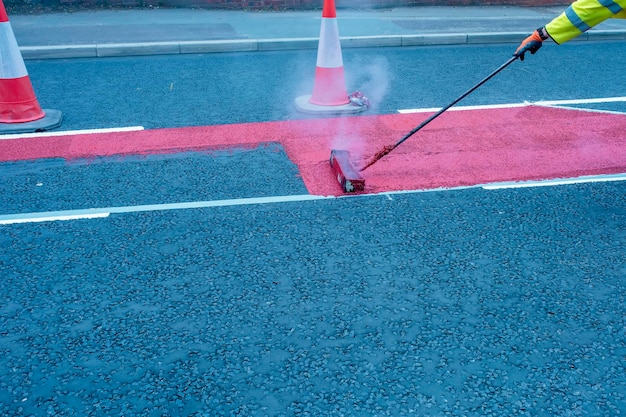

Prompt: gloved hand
xmin=514 ymin=30 xmax=543 ymax=61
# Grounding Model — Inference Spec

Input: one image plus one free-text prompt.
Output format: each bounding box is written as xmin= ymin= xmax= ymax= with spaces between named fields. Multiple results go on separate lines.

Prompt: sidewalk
xmin=10 ymin=6 xmax=626 ymax=59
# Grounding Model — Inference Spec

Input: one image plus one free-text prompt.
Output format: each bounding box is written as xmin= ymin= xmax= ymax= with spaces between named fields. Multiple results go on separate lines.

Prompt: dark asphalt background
xmin=1 ymin=42 xmax=625 ymax=416
xmin=0 ymin=145 xmax=307 ymax=213
xmin=1 ymin=182 xmax=625 ymax=416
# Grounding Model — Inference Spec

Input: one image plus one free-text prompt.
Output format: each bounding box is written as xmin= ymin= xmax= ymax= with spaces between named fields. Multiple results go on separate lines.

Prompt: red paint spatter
xmin=0 ymin=106 xmax=625 ymax=196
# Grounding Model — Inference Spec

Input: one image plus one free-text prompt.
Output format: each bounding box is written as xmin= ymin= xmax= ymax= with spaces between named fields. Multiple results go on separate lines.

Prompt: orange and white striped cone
xmin=294 ymin=0 xmax=366 ymax=115
xmin=0 ymin=0 xmax=62 ymax=134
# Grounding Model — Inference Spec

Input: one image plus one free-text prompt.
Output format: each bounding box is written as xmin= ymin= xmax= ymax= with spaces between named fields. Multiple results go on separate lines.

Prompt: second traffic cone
xmin=0 ymin=0 xmax=62 ymax=134
xmin=294 ymin=0 xmax=366 ymax=115
xmin=310 ymin=0 xmax=348 ymax=106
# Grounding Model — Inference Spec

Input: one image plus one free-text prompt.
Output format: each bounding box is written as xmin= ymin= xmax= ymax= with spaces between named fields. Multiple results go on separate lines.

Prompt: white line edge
xmin=482 ymin=173 xmax=626 ymax=190
xmin=398 ymin=96 xmax=626 ymax=114
xmin=2 ymin=173 xmax=625 ymax=225
xmin=0 ymin=212 xmax=110 ymax=225
xmin=0 ymin=126 xmax=145 ymax=140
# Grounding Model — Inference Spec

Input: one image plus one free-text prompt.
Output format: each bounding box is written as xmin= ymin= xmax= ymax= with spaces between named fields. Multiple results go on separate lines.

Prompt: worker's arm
xmin=514 ymin=0 xmax=626 ymax=59
xmin=546 ymin=0 xmax=626 ymax=44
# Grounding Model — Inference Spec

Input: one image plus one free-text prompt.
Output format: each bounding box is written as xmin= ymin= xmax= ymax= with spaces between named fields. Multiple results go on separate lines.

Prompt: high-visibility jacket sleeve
xmin=545 ymin=0 xmax=626 ymax=44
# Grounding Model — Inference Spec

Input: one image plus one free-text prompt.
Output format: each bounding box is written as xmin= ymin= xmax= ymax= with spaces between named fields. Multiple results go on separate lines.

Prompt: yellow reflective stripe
xmin=570 ymin=0 xmax=621 ymax=29
xmin=546 ymin=0 xmax=625 ymax=43
xmin=565 ymin=6 xmax=592 ymax=33
xmin=599 ymin=0 xmax=624 ymax=14
xmin=545 ymin=13 xmax=582 ymax=44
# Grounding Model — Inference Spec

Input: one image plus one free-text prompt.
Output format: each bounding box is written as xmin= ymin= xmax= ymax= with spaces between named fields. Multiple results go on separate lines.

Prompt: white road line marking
xmin=532 ymin=104 xmax=626 ymax=116
xmin=398 ymin=97 xmax=626 ymax=114
xmin=105 ymin=195 xmax=332 ymax=214
xmin=0 ymin=195 xmax=331 ymax=225
xmin=535 ymin=96 xmax=626 ymax=106
xmin=482 ymin=173 xmax=626 ymax=190
xmin=0 ymin=126 xmax=145 ymax=140
xmin=0 ymin=212 xmax=110 ymax=225
xmin=2 ymin=173 xmax=625 ymax=225
xmin=398 ymin=102 xmax=529 ymax=113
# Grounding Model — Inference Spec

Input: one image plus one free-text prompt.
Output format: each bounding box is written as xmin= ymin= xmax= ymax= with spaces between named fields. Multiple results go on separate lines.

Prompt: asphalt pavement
xmin=10 ymin=5 xmax=626 ymax=59
xmin=3 ymin=5 xmax=626 ymax=417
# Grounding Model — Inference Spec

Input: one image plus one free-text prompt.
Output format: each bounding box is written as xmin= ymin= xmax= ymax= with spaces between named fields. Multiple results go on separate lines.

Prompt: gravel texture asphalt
xmin=1 ymin=173 xmax=625 ymax=416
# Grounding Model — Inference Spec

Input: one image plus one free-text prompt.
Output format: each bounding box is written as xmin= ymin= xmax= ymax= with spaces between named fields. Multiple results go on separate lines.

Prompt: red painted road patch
xmin=1 ymin=105 xmax=624 ymax=196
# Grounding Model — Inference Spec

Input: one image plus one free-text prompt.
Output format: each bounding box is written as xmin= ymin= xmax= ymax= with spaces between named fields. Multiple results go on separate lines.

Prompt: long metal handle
xmin=360 ymin=55 xmax=519 ymax=172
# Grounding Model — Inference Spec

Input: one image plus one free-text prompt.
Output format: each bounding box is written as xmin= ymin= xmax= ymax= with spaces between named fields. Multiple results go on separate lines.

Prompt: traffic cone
xmin=294 ymin=0 xmax=366 ymax=115
xmin=0 ymin=0 xmax=62 ymax=134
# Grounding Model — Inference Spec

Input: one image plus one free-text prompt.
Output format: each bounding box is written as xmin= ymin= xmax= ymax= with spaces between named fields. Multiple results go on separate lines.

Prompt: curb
xmin=20 ymin=30 xmax=626 ymax=60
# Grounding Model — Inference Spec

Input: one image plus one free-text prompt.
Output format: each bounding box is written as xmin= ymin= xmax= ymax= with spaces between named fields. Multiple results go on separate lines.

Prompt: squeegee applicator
xmin=329 ymin=150 xmax=365 ymax=192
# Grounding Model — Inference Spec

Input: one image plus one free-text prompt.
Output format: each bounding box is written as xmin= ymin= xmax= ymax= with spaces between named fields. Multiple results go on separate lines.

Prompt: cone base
xmin=294 ymin=95 xmax=367 ymax=116
xmin=0 ymin=109 xmax=63 ymax=134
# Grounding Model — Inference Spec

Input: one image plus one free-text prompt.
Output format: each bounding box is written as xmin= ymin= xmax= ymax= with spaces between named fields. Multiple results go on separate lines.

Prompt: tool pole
xmin=360 ymin=55 xmax=519 ymax=172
